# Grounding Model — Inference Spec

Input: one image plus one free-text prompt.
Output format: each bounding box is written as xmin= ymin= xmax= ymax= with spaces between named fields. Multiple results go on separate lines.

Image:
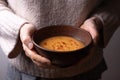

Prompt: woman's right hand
xmin=20 ymin=23 xmax=51 ymax=67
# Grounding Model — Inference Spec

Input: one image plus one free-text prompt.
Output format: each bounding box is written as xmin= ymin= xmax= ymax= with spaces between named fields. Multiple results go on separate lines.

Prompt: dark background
xmin=0 ymin=27 xmax=120 ymax=80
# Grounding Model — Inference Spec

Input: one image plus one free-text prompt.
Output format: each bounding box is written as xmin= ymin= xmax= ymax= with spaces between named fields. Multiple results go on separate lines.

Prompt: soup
xmin=39 ymin=36 xmax=85 ymax=51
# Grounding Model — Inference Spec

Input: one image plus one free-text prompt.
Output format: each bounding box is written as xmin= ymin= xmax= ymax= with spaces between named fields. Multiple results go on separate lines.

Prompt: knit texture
xmin=0 ymin=0 xmax=117 ymax=78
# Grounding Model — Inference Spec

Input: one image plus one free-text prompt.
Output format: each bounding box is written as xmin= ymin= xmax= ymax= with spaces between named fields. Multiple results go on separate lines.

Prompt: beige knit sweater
xmin=0 ymin=0 xmax=120 ymax=78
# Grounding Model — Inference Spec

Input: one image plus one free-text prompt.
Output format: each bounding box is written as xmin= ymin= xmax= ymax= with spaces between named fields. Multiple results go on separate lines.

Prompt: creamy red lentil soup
xmin=39 ymin=36 xmax=85 ymax=51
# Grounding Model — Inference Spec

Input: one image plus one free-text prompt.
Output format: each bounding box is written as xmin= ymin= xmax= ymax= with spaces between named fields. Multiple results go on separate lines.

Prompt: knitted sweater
xmin=0 ymin=0 xmax=120 ymax=78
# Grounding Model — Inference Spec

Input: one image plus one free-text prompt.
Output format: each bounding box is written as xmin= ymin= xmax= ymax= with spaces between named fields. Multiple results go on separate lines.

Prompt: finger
xmin=21 ymin=35 xmax=33 ymax=49
xmin=32 ymin=59 xmax=49 ymax=67
xmin=20 ymin=24 xmax=36 ymax=49
xmin=32 ymin=59 xmax=42 ymax=67
xmin=23 ymin=44 xmax=51 ymax=65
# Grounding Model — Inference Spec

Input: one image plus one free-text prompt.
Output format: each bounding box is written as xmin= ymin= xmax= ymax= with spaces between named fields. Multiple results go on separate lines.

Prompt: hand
xmin=80 ymin=17 xmax=103 ymax=45
xmin=20 ymin=23 xmax=51 ymax=67
xmin=80 ymin=17 xmax=103 ymax=54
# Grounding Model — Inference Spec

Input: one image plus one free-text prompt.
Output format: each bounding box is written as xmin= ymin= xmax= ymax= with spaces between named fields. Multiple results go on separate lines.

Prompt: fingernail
xmin=24 ymin=41 xmax=33 ymax=49
xmin=28 ymin=42 xmax=33 ymax=49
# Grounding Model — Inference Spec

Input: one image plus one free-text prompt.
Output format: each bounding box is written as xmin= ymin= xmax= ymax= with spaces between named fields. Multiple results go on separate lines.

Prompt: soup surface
xmin=39 ymin=36 xmax=85 ymax=51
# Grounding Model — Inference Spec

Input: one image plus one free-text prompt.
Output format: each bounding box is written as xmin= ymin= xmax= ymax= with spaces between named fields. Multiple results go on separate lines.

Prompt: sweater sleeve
xmin=0 ymin=0 xmax=28 ymax=58
xmin=91 ymin=0 xmax=120 ymax=47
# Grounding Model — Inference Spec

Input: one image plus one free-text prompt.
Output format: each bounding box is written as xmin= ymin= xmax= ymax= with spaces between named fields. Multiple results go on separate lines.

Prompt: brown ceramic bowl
xmin=32 ymin=25 xmax=92 ymax=67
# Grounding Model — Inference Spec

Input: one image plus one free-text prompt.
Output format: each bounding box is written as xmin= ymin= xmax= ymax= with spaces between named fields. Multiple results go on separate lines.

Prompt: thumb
xmin=80 ymin=21 xmax=99 ymax=45
xmin=20 ymin=23 xmax=36 ymax=49
xmin=24 ymin=39 xmax=33 ymax=49
xmin=21 ymin=34 xmax=33 ymax=50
